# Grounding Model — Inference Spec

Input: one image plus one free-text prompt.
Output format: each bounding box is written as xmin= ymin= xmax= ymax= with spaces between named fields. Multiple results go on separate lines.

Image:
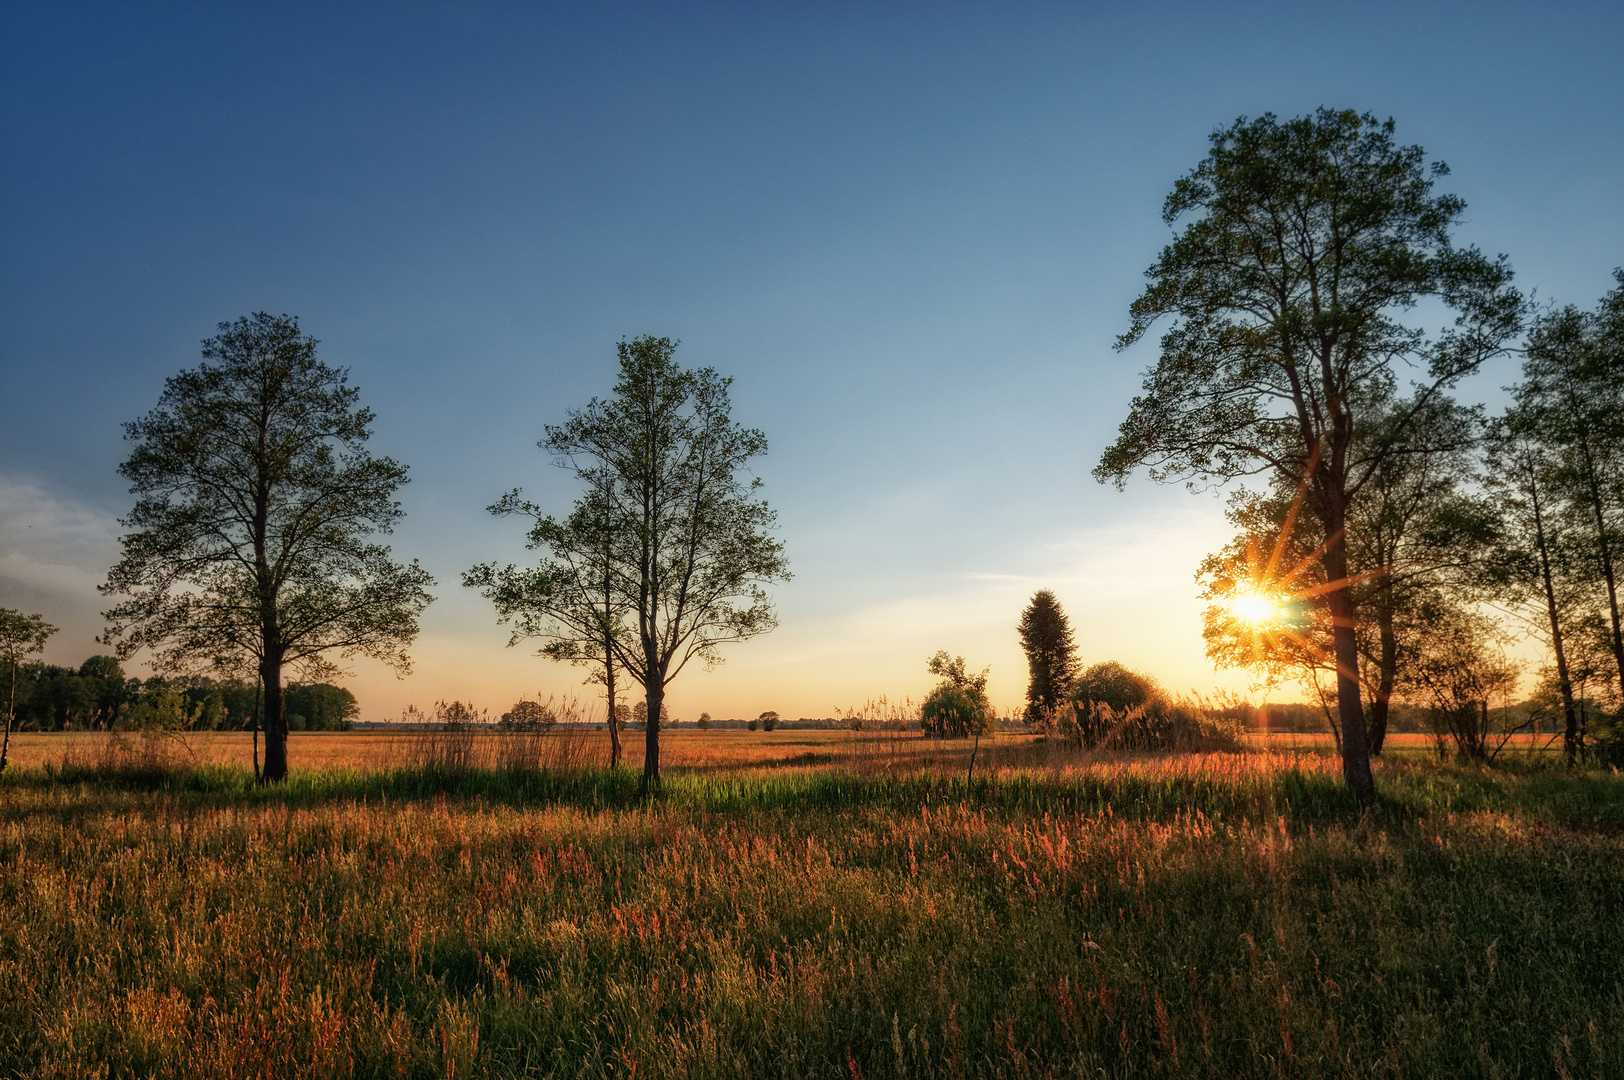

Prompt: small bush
xmin=921 ymin=684 xmax=993 ymax=738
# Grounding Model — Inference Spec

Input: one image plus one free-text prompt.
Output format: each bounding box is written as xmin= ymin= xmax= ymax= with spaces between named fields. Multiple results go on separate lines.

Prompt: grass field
xmin=1 ymin=730 xmax=1620 ymax=1078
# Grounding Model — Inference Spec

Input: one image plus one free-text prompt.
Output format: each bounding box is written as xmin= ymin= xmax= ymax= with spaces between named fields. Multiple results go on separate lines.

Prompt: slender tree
xmin=101 ymin=313 xmax=434 ymax=781
xmin=466 ymin=485 xmax=631 ymax=766
xmin=1515 ymin=273 xmax=1624 ymax=704
xmin=0 ymin=608 xmax=57 ymax=774
xmin=1483 ymin=414 xmax=1586 ymax=760
xmin=1017 ymin=590 xmax=1079 ymax=724
xmin=481 ymin=336 xmax=788 ymax=791
xmin=1095 ymin=109 xmax=1521 ymax=799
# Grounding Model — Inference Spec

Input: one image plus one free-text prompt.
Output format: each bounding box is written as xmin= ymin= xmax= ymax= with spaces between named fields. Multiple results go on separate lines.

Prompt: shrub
xmin=1072 ymin=661 xmax=1157 ymax=713
xmin=921 ymin=651 xmax=994 ymax=738
xmin=747 ymin=718 xmax=758 ymax=731
xmin=921 ymin=684 xmax=993 ymax=738
xmin=1058 ymin=662 xmax=1240 ymax=751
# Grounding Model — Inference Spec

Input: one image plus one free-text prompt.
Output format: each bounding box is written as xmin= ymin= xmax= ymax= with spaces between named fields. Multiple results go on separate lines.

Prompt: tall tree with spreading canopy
xmin=1095 ymin=109 xmax=1521 ymax=799
xmin=475 ymin=336 xmax=788 ymax=790
xmin=101 ymin=313 xmax=435 ymax=781
xmin=1017 ymin=589 xmax=1079 ymax=723
xmin=0 ymin=608 xmax=57 ymax=774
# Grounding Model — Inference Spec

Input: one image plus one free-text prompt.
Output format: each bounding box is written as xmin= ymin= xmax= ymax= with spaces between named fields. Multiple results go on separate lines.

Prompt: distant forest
xmin=1 ymin=655 xmax=357 ymax=733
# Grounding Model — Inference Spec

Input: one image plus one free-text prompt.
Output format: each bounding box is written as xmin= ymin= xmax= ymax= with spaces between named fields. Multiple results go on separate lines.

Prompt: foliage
xmin=1198 ymin=397 xmax=1495 ymax=755
xmin=758 ymin=710 xmax=778 ymax=732
xmin=101 ymin=312 xmax=433 ymax=780
xmin=1055 ymin=663 xmax=1236 ymax=751
xmin=1017 ymin=589 xmax=1078 ymax=724
xmin=1096 ymin=108 xmax=1522 ymax=799
xmin=1073 ymin=661 xmax=1158 ymax=713
xmin=470 ymin=336 xmax=789 ymax=789
xmin=1395 ymin=596 xmax=1521 ymax=760
xmin=1 ymin=608 xmax=57 ymax=773
xmin=921 ymin=651 xmax=993 ymax=738
xmin=500 ymin=699 xmax=556 ymax=732
xmin=283 ymin=683 xmax=359 ymax=732
xmin=0 ymin=660 xmax=363 ymax=737
xmin=696 ymin=711 xmax=712 ymax=730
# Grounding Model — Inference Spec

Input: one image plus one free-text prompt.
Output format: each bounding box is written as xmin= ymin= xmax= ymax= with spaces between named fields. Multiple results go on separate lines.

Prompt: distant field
xmin=1 ymin=732 xmax=1620 ymax=1078
xmin=3 ymin=726 xmax=1569 ymax=775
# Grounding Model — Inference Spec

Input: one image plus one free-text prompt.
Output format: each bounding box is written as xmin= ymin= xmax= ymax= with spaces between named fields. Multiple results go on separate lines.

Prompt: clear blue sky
xmin=3 ymin=1 xmax=1620 ymax=720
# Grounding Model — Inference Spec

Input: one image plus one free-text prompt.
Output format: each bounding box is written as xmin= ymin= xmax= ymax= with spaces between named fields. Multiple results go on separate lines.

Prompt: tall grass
xmin=2 ymin=743 xmax=1621 ymax=1077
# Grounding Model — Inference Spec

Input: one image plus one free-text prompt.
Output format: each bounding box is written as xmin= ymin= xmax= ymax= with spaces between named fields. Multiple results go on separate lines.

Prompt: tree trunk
xmin=1369 ymin=592 xmax=1397 ymax=756
xmin=0 ymin=654 xmax=14 ymax=774
xmin=1529 ymin=471 xmax=1580 ymax=764
xmin=261 ymin=652 xmax=288 ymax=782
xmin=251 ymin=673 xmax=262 ymax=782
xmin=1322 ymin=501 xmax=1375 ymax=801
xmin=604 ymin=629 xmax=621 ymax=769
xmin=641 ymin=680 xmax=663 ymax=793
xmin=1578 ymin=442 xmax=1624 ymax=704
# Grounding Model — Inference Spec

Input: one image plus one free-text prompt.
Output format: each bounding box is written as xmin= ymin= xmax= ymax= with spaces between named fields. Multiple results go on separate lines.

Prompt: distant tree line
xmin=0 ymin=650 xmax=357 ymax=734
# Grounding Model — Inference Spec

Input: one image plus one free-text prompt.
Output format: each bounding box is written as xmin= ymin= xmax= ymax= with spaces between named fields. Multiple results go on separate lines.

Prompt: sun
xmin=1231 ymin=591 xmax=1278 ymax=625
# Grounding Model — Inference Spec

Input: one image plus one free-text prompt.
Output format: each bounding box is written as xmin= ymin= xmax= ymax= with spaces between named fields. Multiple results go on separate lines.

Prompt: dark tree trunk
xmin=1578 ymin=443 xmax=1624 ymax=705
xmin=1369 ymin=592 xmax=1397 ymax=756
xmin=261 ymin=651 xmax=288 ymax=782
xmin=1 ymin=655 xmax=15 ymax=774
xmin=1323 ymin=498 xmax=1375 ymax=801
xmin=641 ymin=681 xmax=663 ymax=793
xmin=1529 ymin=472 xmax=1580 ymax=763
xmin=604 ymin=631 xmax=621 ymax=768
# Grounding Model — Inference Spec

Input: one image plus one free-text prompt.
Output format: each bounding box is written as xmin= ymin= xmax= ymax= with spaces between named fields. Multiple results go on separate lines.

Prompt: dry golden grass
xmin=2 ymin=730 xmax=1620 ymax=1077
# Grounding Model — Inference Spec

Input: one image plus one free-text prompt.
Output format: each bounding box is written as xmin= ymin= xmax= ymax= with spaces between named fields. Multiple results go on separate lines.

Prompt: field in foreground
xmin=1 ymin=734 xmax=1621 ymax=1078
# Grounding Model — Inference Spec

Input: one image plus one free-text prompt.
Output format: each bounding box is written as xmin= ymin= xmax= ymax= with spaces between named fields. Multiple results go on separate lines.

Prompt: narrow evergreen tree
xmin=1018 ymin=590 xmax=1079 ymax=724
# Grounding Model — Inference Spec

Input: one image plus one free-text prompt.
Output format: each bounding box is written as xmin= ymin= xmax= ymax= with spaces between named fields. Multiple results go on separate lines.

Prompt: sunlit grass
xmin=1 ymin=732 xmax=1620 ymax=1077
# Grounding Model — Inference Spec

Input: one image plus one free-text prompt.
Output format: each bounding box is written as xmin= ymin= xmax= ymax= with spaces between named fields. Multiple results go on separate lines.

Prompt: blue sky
xmin=2 ymin=1 xmax=1620 ymax=721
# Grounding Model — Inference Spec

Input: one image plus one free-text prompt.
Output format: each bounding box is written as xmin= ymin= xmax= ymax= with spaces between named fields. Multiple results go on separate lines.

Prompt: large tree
xmin=0 ymin=608 xmax=57 ymax=773
xmin=101 ymin=313 xmax=434 ymax=781
xmin=1017 ymin=589 xmax=1079 ymax=724
xmin=1095 ymin=109 xmax=1521 ymax=799
xmin=475 ymin=336 xmax=788 ymax=790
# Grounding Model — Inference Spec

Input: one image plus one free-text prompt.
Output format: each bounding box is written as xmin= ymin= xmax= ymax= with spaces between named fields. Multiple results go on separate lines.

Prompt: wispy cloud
xmin=0 ymin=470 xmax=122 ymax=660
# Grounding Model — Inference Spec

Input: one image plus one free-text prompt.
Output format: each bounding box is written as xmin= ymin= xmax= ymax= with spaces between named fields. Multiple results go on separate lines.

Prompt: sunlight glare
xmin=1232 ymin=591 xmax=1277 ymax=625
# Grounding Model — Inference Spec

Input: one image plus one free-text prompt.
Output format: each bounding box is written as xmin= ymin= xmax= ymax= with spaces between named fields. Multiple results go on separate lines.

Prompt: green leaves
xmin=468 ymin=336 xmax=789 ymax=781
xmin=100 ymin=313 xmax=433 ymax=776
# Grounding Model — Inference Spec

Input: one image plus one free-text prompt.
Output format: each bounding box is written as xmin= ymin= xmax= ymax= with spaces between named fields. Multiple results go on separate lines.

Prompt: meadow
xmin=1 ymin=729 xmax=1621 ymax=1079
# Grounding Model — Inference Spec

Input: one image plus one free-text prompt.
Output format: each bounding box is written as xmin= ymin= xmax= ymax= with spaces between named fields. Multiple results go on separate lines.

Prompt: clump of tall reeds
xmin=390 ymin=695 xmax=605 ymax=785
xmin=1040 ymin=694 xmax=1243 ymax=753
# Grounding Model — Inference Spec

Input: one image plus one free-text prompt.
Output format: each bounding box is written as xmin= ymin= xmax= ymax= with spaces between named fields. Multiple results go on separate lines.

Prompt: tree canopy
xmin=468 ymin=336 xmax=788 ymax=789
xmin=1 ymin=607 xmax=57 ymax=773
xmin=1017 ymin=590 xmax=1079 ymax=724
xmin=101 ymin=313 xmax=433 ymax=780
xmin=1095 ymin=109 xmax=1522 ymax=798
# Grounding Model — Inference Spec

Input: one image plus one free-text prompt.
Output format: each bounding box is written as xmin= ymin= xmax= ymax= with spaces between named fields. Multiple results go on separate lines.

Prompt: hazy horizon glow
xmin=3 ymin=3 xmax=1620 ymax=722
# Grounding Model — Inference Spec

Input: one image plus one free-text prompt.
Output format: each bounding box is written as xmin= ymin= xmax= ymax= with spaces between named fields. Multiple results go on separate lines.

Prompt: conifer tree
xmin=1017 ymin=589 xmax=1078 ymax=724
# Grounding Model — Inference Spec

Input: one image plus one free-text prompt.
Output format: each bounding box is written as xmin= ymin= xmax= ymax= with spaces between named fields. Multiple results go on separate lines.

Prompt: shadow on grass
xmin=3 ymin=752 xmax=1620 ymax=833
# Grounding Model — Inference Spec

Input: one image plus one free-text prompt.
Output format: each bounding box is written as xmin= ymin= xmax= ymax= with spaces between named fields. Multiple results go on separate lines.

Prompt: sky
xmin=2 ymin=1 xmax=1621 ymax=723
